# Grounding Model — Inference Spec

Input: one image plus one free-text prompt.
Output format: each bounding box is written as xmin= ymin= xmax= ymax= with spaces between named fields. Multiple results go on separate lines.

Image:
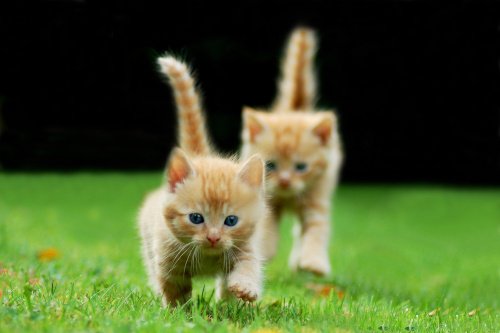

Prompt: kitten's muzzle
xmin=206 ymin=235 xmax=221 ymax=247
xmin=278 ymin=174 xmax=291 ymax=188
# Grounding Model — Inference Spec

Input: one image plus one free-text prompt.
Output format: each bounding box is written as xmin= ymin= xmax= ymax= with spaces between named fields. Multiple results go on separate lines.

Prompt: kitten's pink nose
xmin=278 ymin=171 xmax=291 ymax=188
xmin=278 ymin=177 xmax=290 ymax=188
xmin=206 ymin=235 xmax=221 ymax=247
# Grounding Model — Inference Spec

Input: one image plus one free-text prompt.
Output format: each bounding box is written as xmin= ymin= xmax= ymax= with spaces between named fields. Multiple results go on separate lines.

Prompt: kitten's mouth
xmin=274 ymin=187 xmax=296 ymax=197
xmin=202 ymin=245 xmax=224 ymax=255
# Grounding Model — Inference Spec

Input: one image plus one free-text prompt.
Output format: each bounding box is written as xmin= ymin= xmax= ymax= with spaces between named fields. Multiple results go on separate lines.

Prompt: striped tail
xmin=158 ymin=56 xmax=211 ymax=156
xmin=273 ymin=27 xmax=318 ymax=112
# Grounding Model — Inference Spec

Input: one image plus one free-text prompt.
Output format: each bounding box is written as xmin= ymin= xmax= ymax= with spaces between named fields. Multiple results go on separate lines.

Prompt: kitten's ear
xmin=313 ymin=112 xmax=336 ymax=145
xmin=166 ymin=148 xmax=195 ymax=192
xmin=243 ymin=107 xmax=265 ymax=142
xmin=238 ymin=154 xmax=265 ymax=189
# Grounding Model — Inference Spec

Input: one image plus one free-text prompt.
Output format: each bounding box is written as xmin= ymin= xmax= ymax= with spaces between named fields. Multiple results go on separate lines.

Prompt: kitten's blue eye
xmin=188 ymin=213 xmax=204 ymax=224
xmin=224 ymin=215 xmax=238 ymax=227
xmin=266 ymin=161 xmax=277 ymax=172
xmin=295 ymin=162 xmax=308 ymax=172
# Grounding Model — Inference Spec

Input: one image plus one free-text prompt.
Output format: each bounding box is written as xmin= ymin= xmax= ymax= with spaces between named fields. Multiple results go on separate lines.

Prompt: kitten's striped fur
xmin=273 ymin=27 xmax=318 ymax=111
xmin=139 ymin=56 xmax=267 ymax=307
xmin=157 ymin=57 xmax=211 ymax=156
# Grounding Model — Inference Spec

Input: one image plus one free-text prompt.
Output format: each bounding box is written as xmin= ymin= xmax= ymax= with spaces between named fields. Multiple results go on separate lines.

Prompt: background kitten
xmin=138 ymin=56 xmax=267 ymax=306
xmin=240 ymin=27 xmax=343 ymax=276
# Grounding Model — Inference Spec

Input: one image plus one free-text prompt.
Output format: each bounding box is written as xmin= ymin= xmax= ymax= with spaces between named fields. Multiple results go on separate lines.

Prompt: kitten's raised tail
xmin=158 ymin=56 xmax=211 ymax=156
xmin=273 ymin=27 xmax=318 ymax=112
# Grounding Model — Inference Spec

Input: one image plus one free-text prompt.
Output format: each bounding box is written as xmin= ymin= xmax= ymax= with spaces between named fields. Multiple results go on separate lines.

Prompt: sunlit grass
xmin=0 ymin=173 xmax=499 ymax=332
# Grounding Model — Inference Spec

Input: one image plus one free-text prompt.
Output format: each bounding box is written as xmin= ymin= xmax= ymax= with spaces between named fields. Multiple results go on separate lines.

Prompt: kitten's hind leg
xmin=158 ymin=275 xmax=192 ymax=307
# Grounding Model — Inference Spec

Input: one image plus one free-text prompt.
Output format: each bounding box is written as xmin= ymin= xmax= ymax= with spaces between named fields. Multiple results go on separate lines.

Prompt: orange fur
xmin=158 ymin=56 xmax=211 ymax=156
xmin=240 ymin=27 xmax=343 ymax=276
xmin=273 ymin=27 xmax=318 ymax=111
xmin=139 ymin=57 xmax=268 ymax=306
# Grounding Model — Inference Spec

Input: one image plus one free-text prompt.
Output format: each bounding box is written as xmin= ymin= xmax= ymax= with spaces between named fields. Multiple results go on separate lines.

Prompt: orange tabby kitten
xmin=241 ymin=27 xmax=343 ymax=276
xmin=139 ymin=56 xmax=267 ymax=306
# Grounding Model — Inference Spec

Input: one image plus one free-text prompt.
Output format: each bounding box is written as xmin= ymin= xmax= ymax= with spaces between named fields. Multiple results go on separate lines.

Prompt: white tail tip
xmin=157 ymin=56 xmax=187 ymax=75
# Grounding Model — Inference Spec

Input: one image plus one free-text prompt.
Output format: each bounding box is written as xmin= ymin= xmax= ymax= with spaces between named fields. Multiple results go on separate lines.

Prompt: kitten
xmin=240 ymin=27 xmax=343 ymax=276
xmin=138 ymin=56 xmax=267 ymax=306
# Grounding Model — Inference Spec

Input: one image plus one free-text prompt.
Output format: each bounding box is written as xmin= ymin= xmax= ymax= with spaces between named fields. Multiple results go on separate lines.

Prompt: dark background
xmin=0 ymin=1 xmax=499 ymax=184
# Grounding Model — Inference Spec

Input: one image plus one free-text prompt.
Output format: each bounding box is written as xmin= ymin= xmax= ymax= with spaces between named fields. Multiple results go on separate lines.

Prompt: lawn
xmin=0 ymin=173 xmax=498 ymax=332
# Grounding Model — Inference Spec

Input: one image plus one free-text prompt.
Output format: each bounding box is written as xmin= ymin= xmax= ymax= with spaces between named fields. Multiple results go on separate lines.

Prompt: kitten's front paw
xmin=228 ymin=283 xmax=258 ymax=302
xmin=299 ymin=254 xmax=331 ymax=277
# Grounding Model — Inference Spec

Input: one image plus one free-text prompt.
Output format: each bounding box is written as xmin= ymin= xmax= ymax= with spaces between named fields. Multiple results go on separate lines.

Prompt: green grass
xmin=0 ymin=173 xmax=499 ymax=332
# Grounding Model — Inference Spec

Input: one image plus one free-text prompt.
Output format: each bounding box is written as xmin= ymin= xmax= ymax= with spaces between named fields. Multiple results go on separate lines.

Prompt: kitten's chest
xmin=272 ymin=196 xmax=298 ymax=212
xmin=195 ymin=254 xmax=227 ymax=276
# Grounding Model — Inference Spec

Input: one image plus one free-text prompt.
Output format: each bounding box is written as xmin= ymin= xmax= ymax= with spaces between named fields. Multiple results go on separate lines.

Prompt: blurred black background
xmin=0 ymin=1 xmax=499 ymax=184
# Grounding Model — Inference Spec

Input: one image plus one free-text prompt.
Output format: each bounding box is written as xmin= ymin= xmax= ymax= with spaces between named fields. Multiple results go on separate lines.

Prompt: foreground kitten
xmin=139 ymin=56 xmax=267 ymax=306
xmin=241 ymin=27 xmax=343 ymax=276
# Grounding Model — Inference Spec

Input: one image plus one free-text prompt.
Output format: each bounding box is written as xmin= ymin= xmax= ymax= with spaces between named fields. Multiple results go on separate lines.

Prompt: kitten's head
xmin=241 ymin=107 xmax=337 ymax=197
xmin=164 ymin=148 xmax=266 ymax=254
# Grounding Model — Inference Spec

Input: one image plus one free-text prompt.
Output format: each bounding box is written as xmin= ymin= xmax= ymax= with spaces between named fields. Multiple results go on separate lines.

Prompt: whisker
xmin=196 ymin=247 xmax=201 ymax=273
xmin=183 ymin=246 xmax=196 ymax=277
xmin=164 ymin=240 xmax=198 ymax=276
xmin=190 ymin=246 xmax=196 ymax=275
xmin=194 ymin=246 xmax=201 ymax=274
xmin=231 ymin=244 xmax=253 ymax=257
xmin=229 ymin=248 xmax=242 ymax=270
xmin=198 ymin=246 xmax=201 ymax=271
xmin=168 ymin=241 xmax=193 ymax=260
xmin=222 ymin=251 xmax=226 ymax=275
xmin=224 ymin=251 xmax=229 ymax=275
